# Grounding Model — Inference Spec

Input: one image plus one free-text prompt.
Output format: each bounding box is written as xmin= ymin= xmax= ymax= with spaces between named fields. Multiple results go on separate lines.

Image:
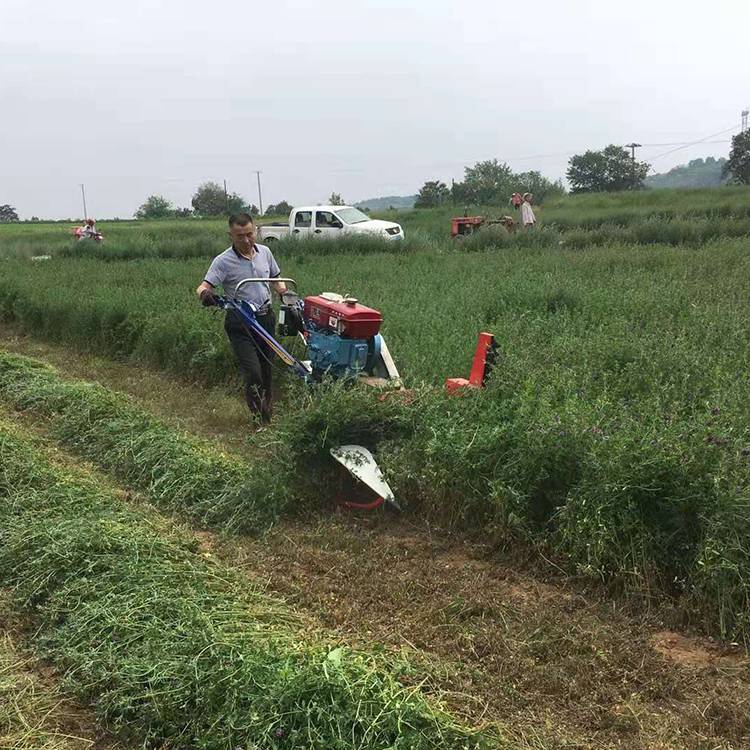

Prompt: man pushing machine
xmin=196 ymin=212 xmax=287 ymax=424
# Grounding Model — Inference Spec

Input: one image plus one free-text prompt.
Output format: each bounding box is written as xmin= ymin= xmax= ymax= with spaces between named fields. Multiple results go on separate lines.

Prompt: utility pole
xmin=742 ymin=109 xmax=749 ymax=133
xmin=223 ymin=179 xmax=229 ymax=213
xmin=625 ymin=142 xmax=642 ymax=189
xmin=80 ymin=183 xmax=88 ymax=220
xmin=254 ymin=171 xmax=263 ymax=216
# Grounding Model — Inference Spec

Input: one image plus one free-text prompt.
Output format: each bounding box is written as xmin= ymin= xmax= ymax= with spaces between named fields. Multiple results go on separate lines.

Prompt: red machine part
xmin=451 ymin=216 xmax=485 ymax=238
xmin=339 ymin=496 xmax=385 ymax=510
xmin=304 ymin=295 xmax=383 ymax=338
xmin=445 ymin=332 xmax=497 ymax=394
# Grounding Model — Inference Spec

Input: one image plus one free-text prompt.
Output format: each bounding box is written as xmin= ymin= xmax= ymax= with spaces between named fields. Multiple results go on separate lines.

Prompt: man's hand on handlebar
xmin=200 ymin=288 xmax=218 ymax=307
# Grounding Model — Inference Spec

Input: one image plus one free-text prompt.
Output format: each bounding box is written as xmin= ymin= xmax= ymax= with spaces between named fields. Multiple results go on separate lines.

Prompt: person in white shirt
xmin=521 ymin=193 xmax=536 ymax=228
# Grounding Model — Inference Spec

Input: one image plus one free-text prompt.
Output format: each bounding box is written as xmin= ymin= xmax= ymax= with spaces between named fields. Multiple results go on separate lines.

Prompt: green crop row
xmin=270 ymin=362 xmax=750 ymax=643
xmin=3 ymin=186 xmax=750 ymax=260
xmin=378 ymin=185 xmax=750 ymax=238
xmin=0 ymin=417 xmax=493 ymax=750
xmin=0 ymin=219 xmax=227 ymax=260
xmin=0 ymin=352 xmax=292 ymax=534
xmin=3 ymin=240 xmax=750 ymax=390
xmin=4 ymin=214 xmax=750 ymax=261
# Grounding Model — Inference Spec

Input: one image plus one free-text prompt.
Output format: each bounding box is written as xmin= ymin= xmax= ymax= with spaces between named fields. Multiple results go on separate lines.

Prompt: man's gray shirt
xmin=203 ymin=244 xmax=281 ymax=307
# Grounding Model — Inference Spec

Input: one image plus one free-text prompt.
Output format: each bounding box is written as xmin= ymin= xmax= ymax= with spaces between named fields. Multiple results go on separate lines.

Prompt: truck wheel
xmin=264 ymin=236 xmax=278 ymax=242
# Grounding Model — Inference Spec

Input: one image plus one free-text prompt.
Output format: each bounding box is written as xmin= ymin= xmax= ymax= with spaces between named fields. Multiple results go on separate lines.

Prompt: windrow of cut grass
xmin=0 ymin=417 xmax=495 ymax=750
xmin=2 ymin=342 xmax=750 ymax=645
xmin=0 ymin=352 xmax=292 ymax=534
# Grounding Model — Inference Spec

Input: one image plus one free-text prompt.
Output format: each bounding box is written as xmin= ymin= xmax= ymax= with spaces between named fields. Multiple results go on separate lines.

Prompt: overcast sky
xmin=2 ymin=0 xmax=748 ymax=219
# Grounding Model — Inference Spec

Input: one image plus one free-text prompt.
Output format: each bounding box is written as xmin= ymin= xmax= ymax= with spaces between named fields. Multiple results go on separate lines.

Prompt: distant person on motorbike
xmin=79 ymin=218 xmax=102 ymax=240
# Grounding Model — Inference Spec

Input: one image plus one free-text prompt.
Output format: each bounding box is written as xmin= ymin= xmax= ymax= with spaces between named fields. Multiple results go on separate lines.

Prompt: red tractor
xmin=450 ymin=215 xmax=516 ymax=239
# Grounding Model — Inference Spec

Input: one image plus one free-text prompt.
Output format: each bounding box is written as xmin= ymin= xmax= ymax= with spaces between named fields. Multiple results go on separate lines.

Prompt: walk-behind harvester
xmin=212 ymin=277 xmax=402 ymax=510
xmin=210 ymin=277 xmax=497 ymax=513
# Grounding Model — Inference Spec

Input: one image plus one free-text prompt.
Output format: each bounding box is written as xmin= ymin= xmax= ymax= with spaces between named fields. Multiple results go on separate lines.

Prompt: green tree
xmin=135 ymin=195 xmax=174 ymax=219
xmin=191 ymin=181 xmax=247 ymax=216
xmin=515 ymin=171 xmax=566 ymax=202
xmin=265 ymin=200 xmax=292 ymax=217
xmin=329 ymin=192 xmax=345 ymax=206
xmin=174 ymin=207 xmax=194 ymax=218
xmin=0 ymin=204 xmax=19 ymax=222
xmin=455 ymin=159 xmax=515 ymax=204
xmin=723 ymin=130 xmax=750 ymax=185
xmin=414 ymin=180 xmax=450 ymax=208
xmin=567 ymin=145 xmax=650 ymax=193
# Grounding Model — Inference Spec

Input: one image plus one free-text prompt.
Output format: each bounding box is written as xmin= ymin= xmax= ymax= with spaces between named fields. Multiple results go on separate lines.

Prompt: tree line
xmin=2 ymin=133 xmax=749 ymax=222
xmin=413 ymin=132 xmax=750 ymax=208
xmin=135 ymin=186 xmax=346 ymax=220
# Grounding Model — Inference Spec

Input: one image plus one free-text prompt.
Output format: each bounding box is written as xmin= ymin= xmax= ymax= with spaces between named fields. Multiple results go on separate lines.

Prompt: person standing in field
xmin=510 ymin=192 xmax=523 ymax=210
xmin=521 ymin=193 xmax=536 ymax=228
xmin=196 ymin=212 xmax=287 ymax=424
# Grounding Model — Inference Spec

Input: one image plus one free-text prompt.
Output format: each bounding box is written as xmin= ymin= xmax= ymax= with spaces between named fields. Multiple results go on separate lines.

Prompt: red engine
xmin=303 ymin=295 xmax=382 ymax=339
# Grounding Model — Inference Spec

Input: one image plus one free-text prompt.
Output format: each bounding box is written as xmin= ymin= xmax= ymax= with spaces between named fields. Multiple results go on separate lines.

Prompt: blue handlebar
xmin=215 ymin=296 xmax=310 ymax=381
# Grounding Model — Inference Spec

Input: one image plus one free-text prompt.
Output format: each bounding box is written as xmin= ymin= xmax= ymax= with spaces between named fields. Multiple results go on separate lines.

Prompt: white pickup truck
xmin=256 ymin=205 xmax=404 ymax=243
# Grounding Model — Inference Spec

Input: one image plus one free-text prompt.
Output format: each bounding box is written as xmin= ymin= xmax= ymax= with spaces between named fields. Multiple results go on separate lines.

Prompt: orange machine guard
xmin=445 ymin=332 xmax=497 ymax=394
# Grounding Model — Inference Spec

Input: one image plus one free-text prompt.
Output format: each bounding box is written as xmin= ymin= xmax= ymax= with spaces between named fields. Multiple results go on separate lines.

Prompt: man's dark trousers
xmin=224 ymin=308 xmax=276 ymax=422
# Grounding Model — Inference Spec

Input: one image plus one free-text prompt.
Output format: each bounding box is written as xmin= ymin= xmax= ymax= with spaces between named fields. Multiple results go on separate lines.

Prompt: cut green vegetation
xmin=0 ymin=417 xmax=495 ymax=750
xmin=0 ymin=626 xmax=97 ymax=750
xmin=0 ymin=352 xmax=291 ymax=534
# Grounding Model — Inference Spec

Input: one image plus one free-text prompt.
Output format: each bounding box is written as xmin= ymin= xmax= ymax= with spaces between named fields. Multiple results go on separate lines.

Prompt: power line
xmin=646 ymin=124 xmax=740 ymax=163
xmin=639 ymin=140 xmax=731 ymax=147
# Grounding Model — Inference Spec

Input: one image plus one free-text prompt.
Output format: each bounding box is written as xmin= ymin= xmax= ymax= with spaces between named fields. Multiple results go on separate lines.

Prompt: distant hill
xmin=646 ymin=157 xmax=729 ymax=189
xmin=355 ymin=195 xmax=416 ymax=211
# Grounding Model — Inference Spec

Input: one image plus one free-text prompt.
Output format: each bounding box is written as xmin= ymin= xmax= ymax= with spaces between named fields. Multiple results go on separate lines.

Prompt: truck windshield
xmin=336 ymin=208 xmax=370 ymax=224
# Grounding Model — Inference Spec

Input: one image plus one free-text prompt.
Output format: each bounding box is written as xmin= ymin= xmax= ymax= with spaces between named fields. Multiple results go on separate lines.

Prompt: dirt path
xmin=212 ymin=517 xmax=749 ymax=749
xmin=2 ymin=330 xmax=749 ymax=749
